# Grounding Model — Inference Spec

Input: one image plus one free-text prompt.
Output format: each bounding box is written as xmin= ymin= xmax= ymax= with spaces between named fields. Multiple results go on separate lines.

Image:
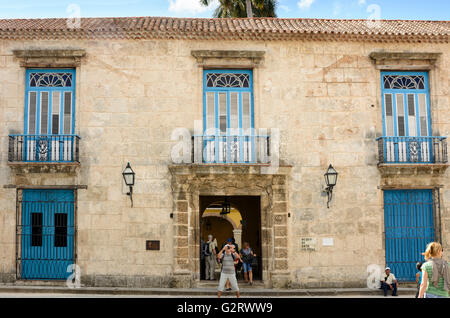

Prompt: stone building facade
xmin=0 ymin=17 xmax=448 ymax=288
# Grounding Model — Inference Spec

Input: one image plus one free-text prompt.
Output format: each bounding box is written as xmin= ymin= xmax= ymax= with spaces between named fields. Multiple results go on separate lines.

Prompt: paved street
xmin=0 ymin=292 xmax=413 ymax=298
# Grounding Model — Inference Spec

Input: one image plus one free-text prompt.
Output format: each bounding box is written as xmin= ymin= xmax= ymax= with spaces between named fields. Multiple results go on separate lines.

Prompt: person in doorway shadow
xmin=240 ymin=242 xmax=256 ymax=285
xmin=204 ymin=234 xmax=217 ymax=280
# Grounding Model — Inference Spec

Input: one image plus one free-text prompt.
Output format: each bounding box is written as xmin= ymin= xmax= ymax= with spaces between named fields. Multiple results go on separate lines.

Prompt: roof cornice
xmin=0 ymin=17 xmax=448 ymax=43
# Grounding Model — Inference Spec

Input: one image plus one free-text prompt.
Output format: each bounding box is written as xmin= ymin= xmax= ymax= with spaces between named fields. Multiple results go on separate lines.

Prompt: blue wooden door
xmin=21 ymin=189 xmax=75 ymax=280
xmin=384 ymin=190 xmax=434 ymax=281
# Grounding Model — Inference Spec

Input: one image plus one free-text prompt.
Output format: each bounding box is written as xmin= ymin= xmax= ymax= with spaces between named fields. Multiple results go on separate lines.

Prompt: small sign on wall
xmin=322 ymin=238 xmax=334 ymax=246
xmin=146 ymin=240 xmax=160 ymax=251
xmin=301 ymin=237 xmax=316 ymax=252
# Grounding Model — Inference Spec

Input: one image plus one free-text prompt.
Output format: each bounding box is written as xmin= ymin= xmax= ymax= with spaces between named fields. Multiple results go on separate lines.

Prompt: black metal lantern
xmin=122 ymin=162 xmax=135 ymax=207
xmin=324 ymin=164 xmax=338 ymax=208
xmin=220 ymin=197 xmax=231 ymax=216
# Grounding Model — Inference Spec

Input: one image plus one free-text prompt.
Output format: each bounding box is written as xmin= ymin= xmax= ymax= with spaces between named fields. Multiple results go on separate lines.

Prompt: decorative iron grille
xmin=383 ymin=75 xmax=425 ymax=90
xmin=192 ymin=134 xmax=270 ymax=164
xmin=29 ymin=72 xmax=73 ymax=87
xmin=377 ymin=136 xmax=447 ymax=164
xmin=8 ymin=134 xmax=80 ymax=163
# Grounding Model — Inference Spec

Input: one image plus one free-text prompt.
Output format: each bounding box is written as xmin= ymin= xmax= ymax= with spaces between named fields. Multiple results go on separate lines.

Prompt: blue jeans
xmin=425 ymin=293 xmax=447 ymax=298
xmin=381 ymin=282 xmax=397 ymax=296
xmin=242 ymin=262 xmax=252 ymax=273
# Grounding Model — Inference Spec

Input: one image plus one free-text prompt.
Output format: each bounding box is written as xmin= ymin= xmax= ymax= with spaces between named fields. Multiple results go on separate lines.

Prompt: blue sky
xmin=0 ymin=0 xmax=448 ymax=20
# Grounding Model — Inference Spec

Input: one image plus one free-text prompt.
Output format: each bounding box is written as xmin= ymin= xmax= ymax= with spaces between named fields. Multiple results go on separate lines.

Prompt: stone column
xmin=233 ymin=229 xmax=242 ymax=251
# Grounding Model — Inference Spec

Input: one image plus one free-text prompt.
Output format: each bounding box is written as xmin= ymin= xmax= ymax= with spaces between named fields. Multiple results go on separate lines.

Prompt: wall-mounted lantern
xmin=324 ymin=164 xmax=338 ymax=208
xmin=122 ymin=162 xmax=135 ymax=207
xmin=220 ymin=197 xmax=231 ymax=216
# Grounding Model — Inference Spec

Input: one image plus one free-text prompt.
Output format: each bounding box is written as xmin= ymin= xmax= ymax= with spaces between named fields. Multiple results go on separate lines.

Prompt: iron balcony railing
xmin=8 ymin=134 xmax=80 ymax=163
xmin=377 ymin=136 xmax=447 ymax=164
xmin=192 ymin=134 xmax=270 ymax=164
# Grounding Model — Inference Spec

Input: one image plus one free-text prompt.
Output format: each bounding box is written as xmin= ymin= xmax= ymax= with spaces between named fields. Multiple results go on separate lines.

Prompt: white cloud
xmin=358 ymin=0 xmax=366 ymax=6
xmin=333 ymin=1 xmax=342 ymax=15
xmin=279 ymin=5 xmax=291 ymax=12
xmin=297 ymin=0 xmax=316 ymax=10
xmin=168 ymin=0 xmax=218 ymax=14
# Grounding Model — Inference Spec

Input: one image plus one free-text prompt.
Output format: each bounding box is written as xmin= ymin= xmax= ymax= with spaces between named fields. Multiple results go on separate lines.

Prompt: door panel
xmin=384 ymin=190 xmax=434 ymax=281
xmin=21 ymin=189 xmax=75 ymax=280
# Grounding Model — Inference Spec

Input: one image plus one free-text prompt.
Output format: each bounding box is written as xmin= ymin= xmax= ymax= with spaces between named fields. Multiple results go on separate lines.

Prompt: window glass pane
xmin=40 ymin=92 xmax=49 ymax=135
xmin=407 ymin=94 xmax=415 ymax=116
xmin=407 ymin=94 xmax=417 ymax=136
xmin=28 ymin=92 xmax=37 ymax=134
xmin=54 ymin=213 xmax=67 ymax=247
xmin=384 ymin=94 xmax=394 ymax=136
xmin=218 ymin=92 xmax=227 ymax=134
xmin=206 ymin=92 xmax=215 ymax=132
xmin=242 ymin=92 xmax=251 ymax=132
xmin=230 ymin=92 xmax=239 ymax=130
xmin=31 ymin=212 xmax=42 ymax=247
xmin=396 ymin=94 xmax=405 ymax=136
xmin=63 ymin=92 xmax=72 ymax=134
xmin=52 ymin=91 xmax=60 ymax=134
xmin=418 ymin=94 xmax=429 ymax=136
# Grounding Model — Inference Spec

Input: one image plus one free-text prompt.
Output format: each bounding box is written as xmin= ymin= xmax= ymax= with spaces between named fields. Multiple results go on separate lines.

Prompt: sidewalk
xmin=0 ymin=284 xmax=417 ymax=297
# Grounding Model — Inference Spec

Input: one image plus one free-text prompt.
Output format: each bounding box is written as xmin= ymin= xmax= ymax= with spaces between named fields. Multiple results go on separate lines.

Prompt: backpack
xmin=430 ymin=259 xmax=450 ymax=291
xmin=204 ymin=242 xmax=211 ymax=256
xmin=240 ymin=248 xmax=253 ymax=264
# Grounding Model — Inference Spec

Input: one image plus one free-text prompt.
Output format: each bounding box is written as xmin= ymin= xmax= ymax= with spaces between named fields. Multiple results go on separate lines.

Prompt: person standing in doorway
xmin=217 ymin=242 xmax=241 ymax=298
xmin=200 ymin=238 xmax=206 ymax=280
xmin=204 ymin=234 xmax=217 ymax=280
xmin=240 ymin=242 xmax=256 ymax=285
xmin=418 ymin=242 xmax=449 ymax=298
xmin=415 ymin=262 xmax=423 ymax=298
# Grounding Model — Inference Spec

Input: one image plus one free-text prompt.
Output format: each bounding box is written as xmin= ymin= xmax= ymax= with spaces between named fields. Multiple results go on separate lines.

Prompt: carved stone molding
xmin=12 ymin=49 xmax=86 ymax=67
xmin=191 ymin=50 xmax=265 ymax=68
xmin=369 ymin=52 xmax=442 ymax=70
xmin=377 ymin=163 xmax=448 ymax=177
xmin=168 ymin=164 xmax=291 ymax=288
xmin=7 ymin=162 xmax=80 ymax=174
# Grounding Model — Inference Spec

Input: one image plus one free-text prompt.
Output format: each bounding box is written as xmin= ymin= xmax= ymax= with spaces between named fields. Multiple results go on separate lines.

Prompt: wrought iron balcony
xmin=377 ymin=136 xmax=447 ymax=164
xmin=8 ymin=134 xmax=80 ymax=163
xmin=192 ymin=134 xmax=270 ymax=164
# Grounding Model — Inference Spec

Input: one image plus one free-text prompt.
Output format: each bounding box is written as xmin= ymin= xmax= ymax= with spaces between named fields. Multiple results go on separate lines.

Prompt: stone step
xmin=0 ymin=284 xmax=418 ymax=297
xmin=197 ymin=280 xmax=265 ymax=289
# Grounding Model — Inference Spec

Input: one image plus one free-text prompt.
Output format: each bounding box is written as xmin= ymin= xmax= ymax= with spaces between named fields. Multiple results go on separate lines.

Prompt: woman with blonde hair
xmin=418 ymin=242 xmax=450 ymax=298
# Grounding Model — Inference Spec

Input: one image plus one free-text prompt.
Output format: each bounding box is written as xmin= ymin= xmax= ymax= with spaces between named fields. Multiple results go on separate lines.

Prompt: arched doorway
xmin=200 ymin=196 xmax=262 ymax=281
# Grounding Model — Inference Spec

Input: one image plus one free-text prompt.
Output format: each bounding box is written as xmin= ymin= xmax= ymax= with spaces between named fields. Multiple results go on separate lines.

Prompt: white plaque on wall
xmin=322 ymin=238 xmax=334 ymax=246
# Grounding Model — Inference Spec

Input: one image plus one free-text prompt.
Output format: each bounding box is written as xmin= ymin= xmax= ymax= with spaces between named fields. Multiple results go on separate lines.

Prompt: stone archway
xmin=169 ymin=164 xmax=291 ymax=288
xmin=201 ymin=200 xmax=243 ymax=249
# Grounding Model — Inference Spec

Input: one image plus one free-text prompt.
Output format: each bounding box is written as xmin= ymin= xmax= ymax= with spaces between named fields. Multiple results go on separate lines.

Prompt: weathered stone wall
xmin=0 ymin=37 xmax=448 ymax=287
